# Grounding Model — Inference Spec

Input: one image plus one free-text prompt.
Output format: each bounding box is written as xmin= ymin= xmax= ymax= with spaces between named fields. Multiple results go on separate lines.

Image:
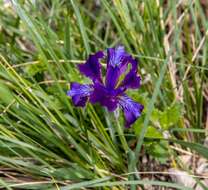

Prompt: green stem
xmin=114 ymin=112 xmax=129 ymax=153
xmin=114 ymin=112 xmax=137 ymax=190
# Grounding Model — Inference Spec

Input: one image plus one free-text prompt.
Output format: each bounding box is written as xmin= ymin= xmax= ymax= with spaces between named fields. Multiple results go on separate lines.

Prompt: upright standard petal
xmin=107 ymin=46 xmax=128 ymax=68
xmin=78 ymin=51 xmax=104 ymax=82
xmin=105 ymin=46 xmax=132 ymax=89
xmin=120 ymin=71 xmax=141 ymax=90
xmin=118 ymin=58 xmax=140 ymax=90
xmin=118 ymin=95 xmax=143 ymax=128
xmin=67 ymin=82 xmax=92 ymax=107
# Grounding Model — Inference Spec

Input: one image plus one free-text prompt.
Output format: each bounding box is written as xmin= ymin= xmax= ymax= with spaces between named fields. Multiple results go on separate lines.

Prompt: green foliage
xmin=151 ymin=102 xmax=182 ymax=129
xmin=0 ymin=83 xmax=14 ymax=105
xmin=159 ymin=103 xmax=182 ymax=129
xmin=135 ymin=102 xmax=182 ymax=138
xmin=0 ymin=0 xmax=207 ymax=189
xmin=148 ymin=141 xmax=169 ymax=163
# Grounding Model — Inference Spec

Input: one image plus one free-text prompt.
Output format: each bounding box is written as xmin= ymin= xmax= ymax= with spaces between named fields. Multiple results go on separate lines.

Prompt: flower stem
xmin=114 ymin=112 xmax=129 ymax=153
xmin=113 ymin=112 xmax=137 ymax=190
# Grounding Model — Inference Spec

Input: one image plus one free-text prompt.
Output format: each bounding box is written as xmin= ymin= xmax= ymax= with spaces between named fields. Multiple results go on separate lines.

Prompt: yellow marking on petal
xmin=116 ymin=63 xmax=132 ymax=88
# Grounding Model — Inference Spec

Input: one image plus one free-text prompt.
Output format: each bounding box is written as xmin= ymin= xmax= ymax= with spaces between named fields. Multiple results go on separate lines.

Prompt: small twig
xmin=167 ymin=1 xmax=194 ymax=40
xmin=178 ymin=29 xmax=208 ymax=98
xmin=170 ymin=145 xmax=193 ymax=155
xmin=6 ymin=180 xmax=67 ymax=188
xmin=192 ymin=30 xmax=208 ymax=62
xmin=10 ymin=59 xmax=84 ymax=68
xmin=122 ymin=171 xmax=208 ymax=179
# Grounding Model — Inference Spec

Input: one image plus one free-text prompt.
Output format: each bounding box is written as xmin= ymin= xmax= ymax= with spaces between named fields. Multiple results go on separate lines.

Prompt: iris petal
xmin=119 ymin=95 xmax=143 ymax=128
xmin=68 ymin=46 xmax=144 ymax=128
xmin=78 ymin=51 xmax=104 ymax=82
xmin=107 ymin=46 xmax=128 ymax=67
xmin=105 ymin=46 xmax=137 ymax=89
xmin=116 ymin=58 xmax=140 ymax=90
xmin=67 ymin=82 xmax=92 ymax=107
xmin=120 ymin=71 xmax=141 ymax=89
xmin=89 ymin=82 xmax=118 ymax=112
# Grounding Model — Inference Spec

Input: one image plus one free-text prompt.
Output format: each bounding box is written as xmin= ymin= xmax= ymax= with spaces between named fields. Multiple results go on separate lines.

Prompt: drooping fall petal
xmin=119 ymin=95 xmax=144 ymax=128
xmin=67 ymin=82 xmax=92 ymax=107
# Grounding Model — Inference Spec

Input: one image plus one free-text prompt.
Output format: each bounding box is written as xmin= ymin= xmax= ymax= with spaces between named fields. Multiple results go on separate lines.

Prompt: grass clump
xmin=0 ymin=0 xmax=208 ymax=189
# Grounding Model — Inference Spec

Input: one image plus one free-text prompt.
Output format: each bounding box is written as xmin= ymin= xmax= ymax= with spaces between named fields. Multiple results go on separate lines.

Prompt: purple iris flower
xmin=67 ymin=46 xmax=144 ymax=128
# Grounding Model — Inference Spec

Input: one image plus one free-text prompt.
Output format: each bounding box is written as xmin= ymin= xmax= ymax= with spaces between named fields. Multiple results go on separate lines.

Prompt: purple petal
xmin=120 ymin=71 xmax=141 ymax=90
xmin=105 ymin=66 xmax=121 ymax=89
xmin=107 ymin=46 xmax=127 ymax=67
xmin=89 ymin=82 xmax=119 ymax=112
xmin=118 ymin=95 xmax=144 ymax=128
xmin=78 ymin=51 xmax=104 ymax=82
xmin=67 ymin=82 xmax=92 ymax=107
xmin=105 ymin=46 xmax=134 ymax=89
xmin=116 ymin=58 xmax=140 ymax=90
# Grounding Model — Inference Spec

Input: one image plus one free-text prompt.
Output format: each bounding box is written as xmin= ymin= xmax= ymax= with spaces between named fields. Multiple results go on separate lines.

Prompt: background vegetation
xmin=0 ymin=0 xmax=208 ymax=189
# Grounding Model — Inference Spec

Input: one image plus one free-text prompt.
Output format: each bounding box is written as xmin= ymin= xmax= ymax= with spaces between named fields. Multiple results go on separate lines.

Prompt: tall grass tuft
xmin=0 ymin=0 xmax=208 ymax=189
